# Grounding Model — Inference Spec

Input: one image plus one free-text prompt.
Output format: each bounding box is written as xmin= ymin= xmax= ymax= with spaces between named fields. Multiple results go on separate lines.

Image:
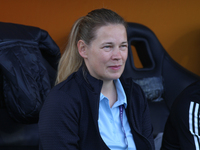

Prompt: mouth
xmin=109 ymin=65 xmax=122 ymax=70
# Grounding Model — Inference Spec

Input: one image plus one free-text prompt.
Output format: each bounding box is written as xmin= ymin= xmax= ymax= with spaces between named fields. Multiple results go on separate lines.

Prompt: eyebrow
xmin=121 ymin=41 xmax=128 ymax=44
xmin=102 ymin=42 xmax=113 ymax=45
xmin=102 ymin=41 xmax=128 ymax=45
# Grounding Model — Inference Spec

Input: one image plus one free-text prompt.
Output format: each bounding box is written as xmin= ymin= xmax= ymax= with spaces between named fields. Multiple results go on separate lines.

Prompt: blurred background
xmin=1 ymin=0 xmax=200 ymax=76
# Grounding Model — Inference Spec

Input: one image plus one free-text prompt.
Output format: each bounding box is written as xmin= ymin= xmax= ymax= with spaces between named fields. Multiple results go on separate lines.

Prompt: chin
xmin=110 ymin=74 xmax=122 ymax=80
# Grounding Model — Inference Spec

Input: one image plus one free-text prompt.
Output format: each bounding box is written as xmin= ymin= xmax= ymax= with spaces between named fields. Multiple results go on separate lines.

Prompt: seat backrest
xmin=122 ymin=22 xmax=200 ymax=136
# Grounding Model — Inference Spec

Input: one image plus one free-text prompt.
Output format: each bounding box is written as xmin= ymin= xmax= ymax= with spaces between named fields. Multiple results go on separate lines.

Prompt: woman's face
xmin=80 ymin=24 xmax=128 ymax=82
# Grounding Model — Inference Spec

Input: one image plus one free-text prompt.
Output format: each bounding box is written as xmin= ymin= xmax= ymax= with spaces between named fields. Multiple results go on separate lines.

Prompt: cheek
xmin=122 ymin=51 xmax=128 ymax=61
xmin=91 ymin=55 xmax=106 ymax=68
xmin=98 ymin=53 xmax=111 ymax=63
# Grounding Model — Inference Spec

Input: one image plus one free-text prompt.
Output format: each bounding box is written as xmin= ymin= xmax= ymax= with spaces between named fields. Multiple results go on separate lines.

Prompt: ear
xmin=77 ymin=40 xmax=88 ymax=58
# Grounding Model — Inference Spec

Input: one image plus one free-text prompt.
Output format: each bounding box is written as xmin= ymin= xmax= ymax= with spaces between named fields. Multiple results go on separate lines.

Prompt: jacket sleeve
xmin=38 ymin=87 xmax=80 ymax=150
xmin=161 ymin=86 xmax=200 ymax=150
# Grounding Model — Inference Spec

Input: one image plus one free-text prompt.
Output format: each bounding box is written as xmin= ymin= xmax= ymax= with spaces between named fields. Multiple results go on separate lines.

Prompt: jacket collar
xmin=76 ymin=65 xmax=103 ymax=94
xmin=75 ymin=66 xmax=103 ymax=136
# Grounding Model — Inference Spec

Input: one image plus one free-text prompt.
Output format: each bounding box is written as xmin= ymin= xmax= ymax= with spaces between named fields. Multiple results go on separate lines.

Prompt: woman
xmin=39 ymin=8 xmax=155 ymax=150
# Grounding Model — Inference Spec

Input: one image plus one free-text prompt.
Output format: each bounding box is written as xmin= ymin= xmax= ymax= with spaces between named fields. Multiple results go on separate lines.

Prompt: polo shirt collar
xmin=100 ymin=79 xmax=127 ymax=108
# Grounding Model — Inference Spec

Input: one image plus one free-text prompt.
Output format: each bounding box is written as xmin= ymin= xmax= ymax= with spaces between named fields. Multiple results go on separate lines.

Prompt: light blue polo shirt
xmin=98 ymin=79 xmax=137 ymax=150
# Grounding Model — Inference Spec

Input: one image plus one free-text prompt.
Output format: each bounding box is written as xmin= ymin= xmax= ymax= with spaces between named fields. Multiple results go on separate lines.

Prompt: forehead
xmin=93 ymin=24 xmax=127 ymax=43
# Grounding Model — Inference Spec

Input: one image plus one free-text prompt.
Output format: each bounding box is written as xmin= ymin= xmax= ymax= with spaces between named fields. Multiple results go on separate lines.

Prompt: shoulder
xmin=172 ymin=81 xmax=200 ymax=109
xmin=53 ymin=74 xmax=80 ymax=96
xmin=41 ymin=72 xmax=83 ymax=113
xmin=181 ymin=81 xmax=200 ymax=103
xmin=169 ymin=81 xmax=200 ymax=121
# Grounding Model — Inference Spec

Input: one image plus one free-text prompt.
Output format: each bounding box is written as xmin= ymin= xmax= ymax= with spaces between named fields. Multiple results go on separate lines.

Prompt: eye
xmin=104 ymin=45 xmax=112 ymax=48
xmin=120 ymin=44 xmax=128 ymax=51
xmin=102 ymin=45 xmax=113 ymax=51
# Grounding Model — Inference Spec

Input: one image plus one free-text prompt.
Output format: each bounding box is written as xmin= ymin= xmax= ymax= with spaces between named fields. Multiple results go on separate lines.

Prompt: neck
xmin=101 ymin=80 xmax=117 ymax=108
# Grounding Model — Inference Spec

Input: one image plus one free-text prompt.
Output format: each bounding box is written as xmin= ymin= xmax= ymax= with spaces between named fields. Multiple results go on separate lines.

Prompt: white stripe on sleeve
xmin=189 ymin=101 xmax=200 ymax=149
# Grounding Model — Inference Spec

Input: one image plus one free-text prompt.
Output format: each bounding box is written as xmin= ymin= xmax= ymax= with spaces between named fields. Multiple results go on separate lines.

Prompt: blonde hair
xmin=55 ymin=8 xmax=126 ymax=84
xmin=56 ymin=18 xmax=84 ymax=84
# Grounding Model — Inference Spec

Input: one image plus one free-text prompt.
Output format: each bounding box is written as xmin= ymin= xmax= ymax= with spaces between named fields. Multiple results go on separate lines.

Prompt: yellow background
xmin=1 ymin=0 xmax=200 ymax=75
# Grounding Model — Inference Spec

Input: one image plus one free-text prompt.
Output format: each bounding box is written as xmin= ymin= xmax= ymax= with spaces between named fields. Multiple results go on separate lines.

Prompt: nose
xmin=111 ymin=48 xmax=122 ymax=60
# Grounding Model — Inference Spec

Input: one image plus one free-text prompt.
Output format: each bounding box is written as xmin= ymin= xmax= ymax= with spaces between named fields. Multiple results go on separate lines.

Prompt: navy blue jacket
xmin=0 ymin=22 xmax=60 ymax=123
xmin=161 ymin=81 xmax=200 ymax=150
xmin=39 ymin=67 xmax=155 ymax=150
